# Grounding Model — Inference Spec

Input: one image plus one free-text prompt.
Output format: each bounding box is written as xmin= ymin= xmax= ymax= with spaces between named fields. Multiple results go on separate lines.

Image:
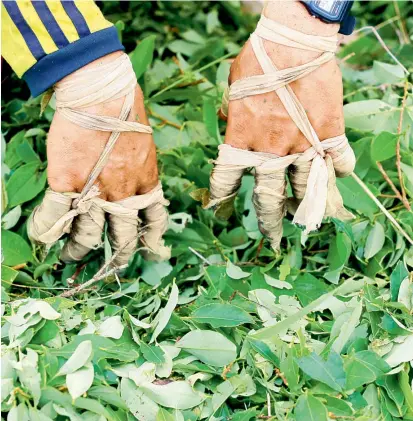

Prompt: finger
xmin=253 ymin=168 xmax=287 ymax=251
xmin=60 ymin=206 xmax=105 ymax=262
xmin=288 ymin=158 xmax=354 ymax=221
xmin=328 ymin=142 xmax=356 ymax=178
xmin=107 ymin=213 xmax=139 ymax=267
xmin=28 ymin=190 xmax=73 ymax=243
xmin=325 ymin=155 xmax=354 ymax=220
xmin=288 ymin=162 xmax=311 ymax=203
xmin=140 ymin=200 xmax=170 ymax=261
xmin=208 ymin=162 xmax=246 ymax=219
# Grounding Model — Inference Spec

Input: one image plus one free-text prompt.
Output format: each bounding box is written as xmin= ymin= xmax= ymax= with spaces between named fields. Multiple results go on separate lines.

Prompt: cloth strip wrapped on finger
xmin=207 ymin=15 xmax=356 ymax=250
xmin=28 ymin=54 xmax=170 ymax=267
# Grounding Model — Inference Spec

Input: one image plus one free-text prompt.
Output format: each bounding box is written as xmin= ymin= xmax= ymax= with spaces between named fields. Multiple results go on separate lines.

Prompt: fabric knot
xmin=316 ymin=146 xmax=326 ymax=159
xmin=72 ymin=185 xmax=101 ymax=214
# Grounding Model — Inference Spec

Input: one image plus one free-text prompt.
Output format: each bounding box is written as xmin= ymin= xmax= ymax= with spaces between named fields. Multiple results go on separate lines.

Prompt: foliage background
xmin=1 ymin=1 xmax=413 ymax=420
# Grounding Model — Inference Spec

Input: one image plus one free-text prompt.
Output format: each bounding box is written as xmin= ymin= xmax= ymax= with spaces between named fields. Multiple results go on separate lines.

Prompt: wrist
xmin=263 ymin=1 xmax=340 ymax=36
xmin=57 ymin=51 xmax=125 ymax=86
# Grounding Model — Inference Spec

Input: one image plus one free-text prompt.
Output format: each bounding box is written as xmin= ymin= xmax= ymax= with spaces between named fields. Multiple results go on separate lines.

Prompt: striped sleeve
xmin=1 ymin=0 xmax=124 ymax=97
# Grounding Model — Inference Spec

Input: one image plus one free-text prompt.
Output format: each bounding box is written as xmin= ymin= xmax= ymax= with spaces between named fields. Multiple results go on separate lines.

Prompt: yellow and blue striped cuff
xmin=1 ymin=0 xmax=123 ymax=97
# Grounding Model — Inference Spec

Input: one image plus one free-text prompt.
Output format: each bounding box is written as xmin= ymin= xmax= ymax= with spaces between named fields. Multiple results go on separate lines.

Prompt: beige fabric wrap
xmin=28 ymin=54 xmax=170 ymax=266
xmin=209 ymin=15 xmax=355 ymax=249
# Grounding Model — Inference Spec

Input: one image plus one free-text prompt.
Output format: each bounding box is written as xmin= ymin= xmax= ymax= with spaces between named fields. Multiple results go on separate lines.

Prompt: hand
xmin=28 ymin=52 xmax=170 ymax=266
xmin=208 ymin=1 xmax=355 ymax=250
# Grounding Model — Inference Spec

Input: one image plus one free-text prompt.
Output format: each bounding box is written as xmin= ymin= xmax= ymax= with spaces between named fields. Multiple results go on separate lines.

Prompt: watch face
xmin=313 ymin=0 xmax=345 ymax=19
xmin=316 ymin=0 xmax=337 ymax=13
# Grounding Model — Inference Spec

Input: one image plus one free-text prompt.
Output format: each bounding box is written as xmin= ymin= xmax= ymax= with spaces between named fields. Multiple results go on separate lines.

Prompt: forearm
xmin=263 ymin=0 xmax=340 ymax=36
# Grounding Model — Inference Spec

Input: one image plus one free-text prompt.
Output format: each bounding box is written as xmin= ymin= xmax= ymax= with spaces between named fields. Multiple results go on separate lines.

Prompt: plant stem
xmin=351 ymin=172 xmax=413 ymax=245
xmin=396 ymin=80 xmax=410 ymax=211
xmin=375 ymin=161 xmax=407 ymax=209
xmin=149 ymin=52 xmax=234 ymax=100
xmin=60 ymin=242 xmax=132 ymax=298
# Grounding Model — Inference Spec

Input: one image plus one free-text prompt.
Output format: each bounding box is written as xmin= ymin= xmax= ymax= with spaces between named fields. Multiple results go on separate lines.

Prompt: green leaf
xmin=88 ymin=385 xmax=128 ymax=411
xmin=294 ymin=393 xmax=328 ymax=421
xmin=191 ymin=303 xmax=253 ymax=328
xmin=373 ymin=61 xmax=405 ymax=84
xmin=390 ymin=261 xmax=408 ymax=301
xmin=377 ymin=375 xmax=405 ymax=417
xmin=2 ymin=205 xmax=21 ymax=229
xmin=247 ymin=337 xmax=279 ymax=366
xmin=226 ymin=260 xmax=250 ymax=279
xmin=57 ymin=340 xmax=93 ymax=376
xmin=7 ymin=404 xmax=29 ymax=421
xmin=293 ymin=273 xmax=329 ymax=306
xmin=344 ymin=350 xmax=390 ymax=390
xmin=399 ymin=369 xmax=413 ymax=415
xmin=364 ymin=222 xmax=385 ymax=260
xmin=371 ymin=132 xmax=398 ymax=162
xmin=331 ymin=298 xmax=363 ymax=354
xmin=325 ymin=231 xmax=352 ymax=283
xmin=16 ymin=139 xmax=41 ymax=164
xmin=337 ymin=177 xmax=378 ymax=215
xmin=130 ymin=35 xmax=157 ymax=79
xmin=231 ymin=408 xmax=258 ymax=421
xmin=150 ymin=282 xmax=179 ymax=343
xmin=203 ymin=97 xmax=219 ymax=142
xmin=156 ymin=408 xmax=175 ymax=421
xmin=139 ymin=381 xmax=205 ymax=409
xmin=297 ymin=352 xmax=346 ymax=392
xmin=1 ymin=265 xmax=18 ymax=283
xmin=324 ymin=396 xmax=354 ymax=417
xmin=176 ymin=330 xmax=237 ymax=367
xmin=67 ymin=363 xmax=94 ymax=400
xmin=344 ymin=100 xmax=399 ymax=134
xmin=252 ymin=280 xmax=364 ymax=341
xmin=97 ymin=316 xmax=124 ymax=340
xmin=6 ymin=162 xmax=46 ymax=207
xmin=384 ymin=334 xmax=413 ymax=367
xmin=141 ymin=260 xmax=172 ymax=286
xmin=52 ymin=334 xmax=139 ymax=364
xmin=140 ymin=342 xmax=165 ymax=364
xmin=120 ymin=378 xmax=159 ymax=420
xmin=1 ymin=230 xmax=33 ymax=266
xmin=5 ymin=131 xmax=25 ymax=169
xmin=31 ymin=320 xmax=59 ymax=344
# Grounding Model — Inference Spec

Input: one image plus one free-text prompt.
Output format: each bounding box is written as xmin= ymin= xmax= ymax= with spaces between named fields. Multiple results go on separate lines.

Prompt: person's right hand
xmin=207 ymin=1 xmax=355 ymax=250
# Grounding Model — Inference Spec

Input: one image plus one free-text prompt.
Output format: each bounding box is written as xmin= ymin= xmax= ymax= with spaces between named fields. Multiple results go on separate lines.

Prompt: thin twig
xmin=378 ymin=194 xmax=398 ymax=199
xmin=343 ymin=84 xmax=396 ymax=100
xmin=353 ymin=26 xmax=409 ymax=75
xmin=60 ymin=242 xmax=131 ymax=298
xmin=393 ymin=1 xmax=410 ymax=45
xmin=67 ymin=263 xmax=86 ymax=285
xmin=177 ymin=78 xmax=206 ymax=88
xmin=188 ymin=247 xmax=211 ymax=265
xmin=351 ymin=173 xmax=413 ymax=245
xmin=340 ymin=52 xmax=355 ymax=63
xmin=396 ymin=80 xmax=410 ymax=211
xmin=11 ymin=264 xmax=26 ymax=270
xmin=255 ymin=238 xmax=265 ymax=262
xmin=149 ymin=52 xmax=234 ymax=100
xmin=375 ymin=161 xmax=407 ymax=208
xmin=148 ymin=108 xmax=182 ymax=130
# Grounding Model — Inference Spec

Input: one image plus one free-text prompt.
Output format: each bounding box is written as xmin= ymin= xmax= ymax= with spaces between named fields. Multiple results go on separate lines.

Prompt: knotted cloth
xmin=207 ymin=15 xmax=355 ymax=249
xmin=28 ymin=54 xmax=170 ymax=266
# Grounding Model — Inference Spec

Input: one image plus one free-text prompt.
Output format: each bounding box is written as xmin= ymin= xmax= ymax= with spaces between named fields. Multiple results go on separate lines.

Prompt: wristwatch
xmin=300 ymin=1 xmax=356 ymax=35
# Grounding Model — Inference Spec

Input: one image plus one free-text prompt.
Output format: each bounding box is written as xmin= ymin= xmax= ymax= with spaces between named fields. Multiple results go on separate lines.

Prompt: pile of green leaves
xmin=1 ymin=2 xmax=413 ymax=420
